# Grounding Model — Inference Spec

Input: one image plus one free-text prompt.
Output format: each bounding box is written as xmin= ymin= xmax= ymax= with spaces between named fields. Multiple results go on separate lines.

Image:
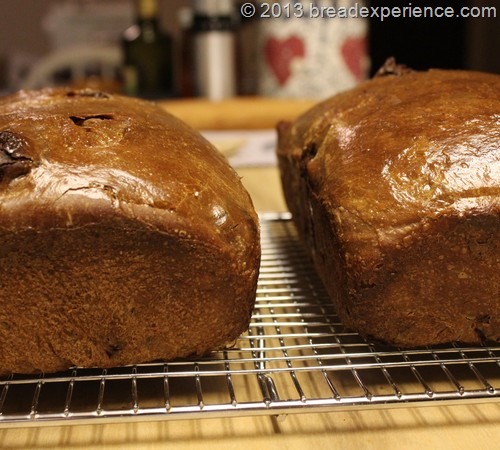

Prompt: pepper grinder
xmin=191 ymin=0 xmax=236 ymax=101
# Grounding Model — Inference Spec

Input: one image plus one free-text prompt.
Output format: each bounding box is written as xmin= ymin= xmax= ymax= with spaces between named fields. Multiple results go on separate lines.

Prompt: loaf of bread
xmin=277 ymin=64 xmax=499 ymax=347
xmin=0 ymin=88 xmax=260 ymax=374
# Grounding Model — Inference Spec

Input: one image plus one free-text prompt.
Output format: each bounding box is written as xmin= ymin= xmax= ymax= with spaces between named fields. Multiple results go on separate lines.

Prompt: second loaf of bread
xmin=277 ymin=66 xmax=499 ymax=347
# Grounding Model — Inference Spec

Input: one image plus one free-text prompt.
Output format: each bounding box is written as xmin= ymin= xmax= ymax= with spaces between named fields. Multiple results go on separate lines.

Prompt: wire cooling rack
xmin=0 ymin=213 xmax=499 ymax=428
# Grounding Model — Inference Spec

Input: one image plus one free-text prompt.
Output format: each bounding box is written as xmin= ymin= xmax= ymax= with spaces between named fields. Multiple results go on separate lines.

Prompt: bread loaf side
xmin=0 ymin=88 xmax=260 ymax=374
xmin=277 ymin=68 xmax=500 ymax=347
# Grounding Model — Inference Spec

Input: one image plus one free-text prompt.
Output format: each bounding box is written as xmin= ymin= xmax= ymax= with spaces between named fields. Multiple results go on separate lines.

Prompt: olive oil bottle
xmin=122 ymin=0 xmax=173 ymax=98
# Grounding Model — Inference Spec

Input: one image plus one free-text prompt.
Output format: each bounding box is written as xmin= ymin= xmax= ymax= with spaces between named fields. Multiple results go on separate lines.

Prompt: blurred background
xmin=0 ymin=0 xmax=498 ymax=100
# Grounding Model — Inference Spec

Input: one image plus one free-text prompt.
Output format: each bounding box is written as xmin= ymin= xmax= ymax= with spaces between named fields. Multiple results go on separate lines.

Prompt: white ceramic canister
xmin=256 ymin=0 xmax=370 ymax=99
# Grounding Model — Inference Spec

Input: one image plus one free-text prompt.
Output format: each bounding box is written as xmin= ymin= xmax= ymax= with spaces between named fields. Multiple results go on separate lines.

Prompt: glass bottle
xmin=122 ymin=0 xmax=173 ymax=98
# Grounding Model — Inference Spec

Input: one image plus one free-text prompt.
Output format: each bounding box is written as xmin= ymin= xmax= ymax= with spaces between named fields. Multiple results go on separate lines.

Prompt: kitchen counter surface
xmin=1 ymin=403 xmax=500 ymax=449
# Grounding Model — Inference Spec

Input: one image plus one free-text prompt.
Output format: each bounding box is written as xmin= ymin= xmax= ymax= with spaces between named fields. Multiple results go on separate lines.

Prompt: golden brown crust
xmin=277 ymin=69 xmax=500 ymax=347
xmin=0 ymin=88 xmax=260 ymax=374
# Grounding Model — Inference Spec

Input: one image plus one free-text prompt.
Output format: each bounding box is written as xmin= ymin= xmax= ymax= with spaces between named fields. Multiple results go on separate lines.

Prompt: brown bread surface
xmin=0 ymin=88 xmax=260 ymax=374
xmin=277 ymin=68 xmax=499 ymax=347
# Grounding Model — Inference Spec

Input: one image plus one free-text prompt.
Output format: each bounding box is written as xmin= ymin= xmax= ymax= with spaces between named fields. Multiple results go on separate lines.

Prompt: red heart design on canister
xmin=341 ymin=37 xmax=367 ymax=82
xmin=264 ymin=36 xmax=306 ymax=86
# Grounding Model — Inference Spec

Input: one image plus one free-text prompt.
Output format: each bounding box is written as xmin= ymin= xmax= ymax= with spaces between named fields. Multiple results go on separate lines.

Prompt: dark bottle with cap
xmin=122 ymin=0 xmax=174 ymax=98
xmin=191 ymin=0 xmax=236 ymax=100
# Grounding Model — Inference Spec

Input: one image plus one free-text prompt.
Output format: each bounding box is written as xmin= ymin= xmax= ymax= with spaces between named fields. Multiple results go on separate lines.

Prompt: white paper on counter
xmin=202 ymin=129 xmax=278 ymax=168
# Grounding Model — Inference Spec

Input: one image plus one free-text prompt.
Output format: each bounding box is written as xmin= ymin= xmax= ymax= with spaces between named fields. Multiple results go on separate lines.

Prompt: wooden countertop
xmin=0 ymin=403 xmax=500 ymax=449
xmin=158 ymin=97 xmax=316 ymax=131
xmin=2 ymin=99 xmax=498 ymax=449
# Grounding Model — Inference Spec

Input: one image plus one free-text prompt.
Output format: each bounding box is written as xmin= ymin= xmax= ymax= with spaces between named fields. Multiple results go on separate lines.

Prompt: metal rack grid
xmin=0 ymin=213 xmax=499 ymax=428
